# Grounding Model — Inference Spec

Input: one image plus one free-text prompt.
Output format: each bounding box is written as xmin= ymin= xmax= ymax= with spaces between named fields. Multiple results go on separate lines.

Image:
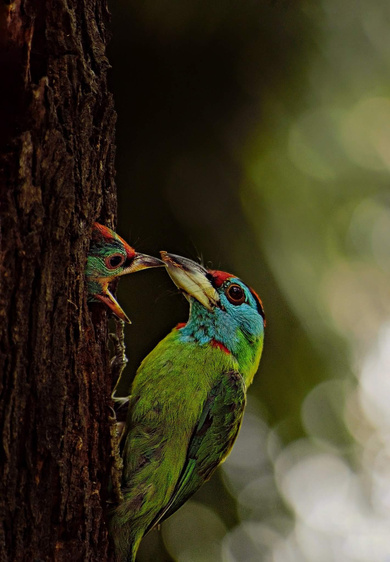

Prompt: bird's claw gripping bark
xmin=109 ymin=319 xmax=128 ymax=387
xmin=108 ymin=318 xmax=130 ymax=503
xmin=109 ymin=318 xmax=130 ymax=433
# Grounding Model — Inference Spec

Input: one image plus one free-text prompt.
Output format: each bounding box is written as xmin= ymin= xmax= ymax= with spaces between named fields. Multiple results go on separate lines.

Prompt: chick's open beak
xmin=95 ymin=284 xmax=131 ymax=324
xmin=160 ymin=252 xmax=219 ymax=311
xmin=92 ymin=254 xmax=162 ymax=323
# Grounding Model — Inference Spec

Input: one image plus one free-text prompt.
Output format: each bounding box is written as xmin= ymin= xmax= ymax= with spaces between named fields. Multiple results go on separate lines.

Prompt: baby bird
xmin=86 ymin=223 xmax=162 ymax=323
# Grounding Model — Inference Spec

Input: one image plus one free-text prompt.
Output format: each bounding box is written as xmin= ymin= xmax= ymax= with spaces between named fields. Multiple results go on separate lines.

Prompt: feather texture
xmin=110 ymin=254 xmax=265 ymax=561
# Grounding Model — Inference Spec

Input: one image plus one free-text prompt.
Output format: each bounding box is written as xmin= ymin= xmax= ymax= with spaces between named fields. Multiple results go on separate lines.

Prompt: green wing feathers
xmin=146 ymin=370 xmax=246 ymax=531
xmin=110 ymin=335 xmax=247 ymax=562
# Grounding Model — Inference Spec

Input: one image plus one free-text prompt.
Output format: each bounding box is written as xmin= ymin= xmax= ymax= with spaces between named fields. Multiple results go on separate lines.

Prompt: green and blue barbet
xmin=110 ymin=252 xmax=265 ymax=561
xmin=86 ymin=222 xmax=162 ymax=323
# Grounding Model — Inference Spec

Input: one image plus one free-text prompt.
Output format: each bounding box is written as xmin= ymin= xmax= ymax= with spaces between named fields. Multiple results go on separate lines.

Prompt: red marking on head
xmin=208 ymin=270 xmax=235 ymax=288
xmin=211 ymin=339 xmax=231 ymax=355
xmin=122 ymin=239 xmax=136 ymax=260
xmin=93 ymin=222 xmax=115 ymax=241
xmin=208 ymin=268 xmax=266 ymax=325
xmin=175 ymin=322 xmax=187 ymax=330
xmin=249 ymin=287 xmax=266 ymax=325
xmin=93 ymin=223 xmax=135 ymax=259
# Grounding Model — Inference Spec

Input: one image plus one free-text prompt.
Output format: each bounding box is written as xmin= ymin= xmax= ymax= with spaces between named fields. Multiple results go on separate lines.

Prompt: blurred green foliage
xmin=108 ymin=1 xmax=390 ymax=560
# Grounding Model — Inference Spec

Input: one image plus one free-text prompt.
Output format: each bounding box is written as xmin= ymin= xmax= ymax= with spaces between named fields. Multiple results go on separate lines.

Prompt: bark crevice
xmin=0 ymin=0 xmax=117 ymax=560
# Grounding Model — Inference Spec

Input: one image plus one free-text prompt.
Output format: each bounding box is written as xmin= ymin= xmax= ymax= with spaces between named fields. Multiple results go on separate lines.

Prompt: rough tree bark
xmin=0 ymin=0 xmax=118 ymax=560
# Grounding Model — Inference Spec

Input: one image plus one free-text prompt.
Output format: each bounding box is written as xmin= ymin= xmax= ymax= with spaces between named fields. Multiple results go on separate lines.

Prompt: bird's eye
xmin=225 ymin=283 xmax=246 ymax=305
xmin=105 ymin=253 xmax=125 ymax=270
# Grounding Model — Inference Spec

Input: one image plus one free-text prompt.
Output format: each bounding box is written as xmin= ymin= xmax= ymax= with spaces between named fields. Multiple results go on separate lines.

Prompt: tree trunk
xmin=0 ymin=0 xmax=117 ymax=560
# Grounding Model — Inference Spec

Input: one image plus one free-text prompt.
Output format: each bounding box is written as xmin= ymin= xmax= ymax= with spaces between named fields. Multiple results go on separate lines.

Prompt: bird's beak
xmin=95 ymin=284 xmax=131 ymax=324
xmin=120 ymin=253 xmax=163 ymax=276
xmin=160 ymin=252 xmax=220 ymax=311
xmin=90 ymin=254 xmax=162 ymax=323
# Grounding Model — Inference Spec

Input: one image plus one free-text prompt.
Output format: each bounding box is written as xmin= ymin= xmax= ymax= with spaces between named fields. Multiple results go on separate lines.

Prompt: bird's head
xmin=86 ymin=223 xmax=162 ymax=323
xmin=161 ymin=252 xmax=265 ymax=385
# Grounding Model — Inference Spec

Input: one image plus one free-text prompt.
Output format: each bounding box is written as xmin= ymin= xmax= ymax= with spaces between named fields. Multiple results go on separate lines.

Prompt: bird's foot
xmin=109 ymin=317 xmax=130 ymax=433
xmin=108 ymin=408 xmax=125 ymax=503
xmin=109 ymin=318 xmax=128 ymax=386
xmin=108 ymin=318 xmax=130 ymax=503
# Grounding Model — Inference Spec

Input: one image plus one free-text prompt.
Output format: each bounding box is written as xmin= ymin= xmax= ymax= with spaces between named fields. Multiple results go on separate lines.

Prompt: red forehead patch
xmin=208 ymin=270 xmax=235 ymax=288
xmin=93 ymin=222 xmax=115 ymax=240
xmin=93 ymin=223 xmax=135 ymax=259
xmin=208 ymin=269 xmax=265 ymax=323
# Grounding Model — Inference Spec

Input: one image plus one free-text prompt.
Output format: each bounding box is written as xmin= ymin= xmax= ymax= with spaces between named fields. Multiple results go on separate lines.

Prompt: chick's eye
xmin=226 ymin=283 xmax=246 ymax=305
xmin=105 ymin=253 xmax=125 ymax=270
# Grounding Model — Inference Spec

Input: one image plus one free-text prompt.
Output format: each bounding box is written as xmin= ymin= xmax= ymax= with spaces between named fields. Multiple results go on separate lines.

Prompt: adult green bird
xmin=86 ymin=223 xmax=162 ymax=323
xmin=110 ymin=253 xmax=265 ymax=561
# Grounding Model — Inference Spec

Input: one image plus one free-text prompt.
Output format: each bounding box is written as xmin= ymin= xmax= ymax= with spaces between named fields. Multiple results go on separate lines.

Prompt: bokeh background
xmin=108 ymin=1 xmax=390 ymax=560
